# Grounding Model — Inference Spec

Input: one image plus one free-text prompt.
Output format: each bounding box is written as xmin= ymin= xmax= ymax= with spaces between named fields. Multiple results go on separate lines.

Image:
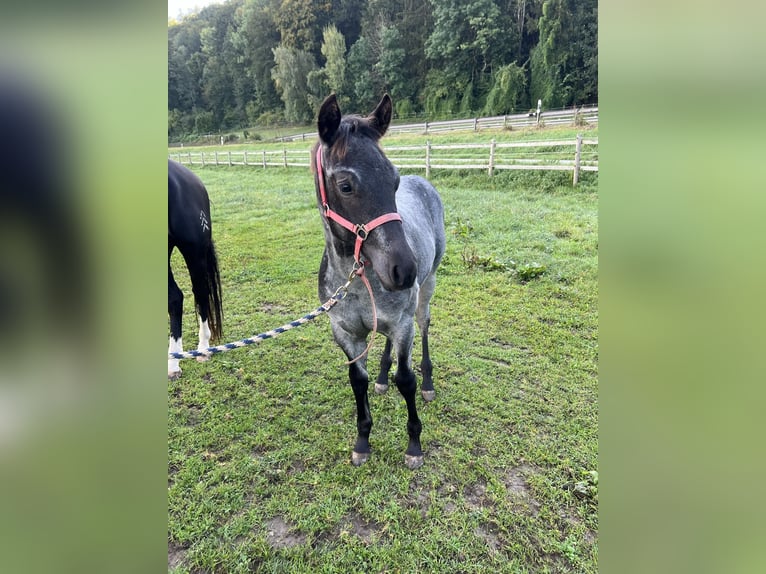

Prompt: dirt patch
xmin=265 ymin=516 xmax=306 ymax=549
xmin=463 ymin=480 xmax=489 ymax=511
xmin=341 ymin=513 xmax=381 ymax=544
xmin=504 ymin=464 xmax=541 ymax=516
xmin=168 ymin=541 xmax=187 ymax=570
xmin=474 ymin=524 xmax=503 ymax=555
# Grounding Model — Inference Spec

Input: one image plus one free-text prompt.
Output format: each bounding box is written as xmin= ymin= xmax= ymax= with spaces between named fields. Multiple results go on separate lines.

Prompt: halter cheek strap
xmin=315 ymin=147 xmax=402 ymax=364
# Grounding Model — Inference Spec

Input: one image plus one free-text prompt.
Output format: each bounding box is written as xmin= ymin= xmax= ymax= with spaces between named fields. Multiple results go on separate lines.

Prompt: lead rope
xmin=346 ymin=261 xmax=378 ymax=365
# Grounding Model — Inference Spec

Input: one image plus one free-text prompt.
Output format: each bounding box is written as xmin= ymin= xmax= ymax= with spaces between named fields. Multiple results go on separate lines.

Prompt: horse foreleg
xmin=391 ymin=326 xmax=423 ymax=469
xmin=416 ymin=273 xmax=437 ymax=402
xmin=374 ymin=338 xmax=392 ymax=395
xmin=349 ymin=360 xmax=373 ymax=466
xmin=394 ymin=354 xmax=424 ymax=470
xmin=168 ymin=265 xmax=184 ymax=380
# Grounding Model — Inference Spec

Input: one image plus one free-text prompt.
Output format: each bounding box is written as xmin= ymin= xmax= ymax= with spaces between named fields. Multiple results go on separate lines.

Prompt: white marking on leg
xmin=197 ymin=318 xmax=211 ymax=362
xmin=168 ymin=336 xmax=182 ymax=377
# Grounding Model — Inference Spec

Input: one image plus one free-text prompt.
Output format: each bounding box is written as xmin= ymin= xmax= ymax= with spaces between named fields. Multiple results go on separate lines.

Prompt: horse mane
xmin=311 ymin=114 xmax=382 ymax=172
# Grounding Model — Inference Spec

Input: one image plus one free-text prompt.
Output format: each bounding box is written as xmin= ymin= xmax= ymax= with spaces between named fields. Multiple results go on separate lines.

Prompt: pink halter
xmin=315 ymin=146 xmax=402 ymax=364
xmin=315 ymin=147 xmax=402 ymax=267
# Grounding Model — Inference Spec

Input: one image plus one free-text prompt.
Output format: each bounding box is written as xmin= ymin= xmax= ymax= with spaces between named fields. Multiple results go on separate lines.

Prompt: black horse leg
xmin=419 ymin=320 xmax=435 ymax=402
xmin=181 ymin=246 xmax=212 ymax=359
xmin=393 ymin=349 xmax=424 ymax=470
xmin=374 ymin=338 xmax=393 ymax=395
xmin=349 ymin=360 xmax=373 ymax=466
xmin=416 ymin=273 xmax=437 ymax=402
xmin=168 ymin=261 xmax=184 ymax=379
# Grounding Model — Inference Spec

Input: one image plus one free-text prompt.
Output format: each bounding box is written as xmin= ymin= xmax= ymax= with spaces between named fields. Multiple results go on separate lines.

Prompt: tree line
xmin=168 ymin=0 xmax=597 ymax=139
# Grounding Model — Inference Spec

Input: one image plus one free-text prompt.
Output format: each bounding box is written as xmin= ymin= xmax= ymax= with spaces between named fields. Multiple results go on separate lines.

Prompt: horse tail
xmin=205 ymin=240 xmax=224 ymax=342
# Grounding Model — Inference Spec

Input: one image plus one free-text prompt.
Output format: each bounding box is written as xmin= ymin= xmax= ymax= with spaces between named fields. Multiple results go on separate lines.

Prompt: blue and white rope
xmin=169 ymin=280 xmax=352 ymax=360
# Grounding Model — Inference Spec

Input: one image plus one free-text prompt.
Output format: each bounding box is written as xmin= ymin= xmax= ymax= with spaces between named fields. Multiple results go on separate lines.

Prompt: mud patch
xmin=340 ymin=513 xmax=381 ymax=544
xmin=168 ymin=541 xmax=186 ymax=570
xmin=504 ymin=464 xmax=541 ymax=516
xmin=474 ymin=524 xmax=503 ymax=555
xmin=265 ymin=516 xmax=306 ymax=549
xmin=463 ymin=480 xmax=489 ymax=511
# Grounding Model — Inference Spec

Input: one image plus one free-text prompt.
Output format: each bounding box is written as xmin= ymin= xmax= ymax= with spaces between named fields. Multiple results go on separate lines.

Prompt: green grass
xmin=168 ymin=164 xmax=598 ymax=573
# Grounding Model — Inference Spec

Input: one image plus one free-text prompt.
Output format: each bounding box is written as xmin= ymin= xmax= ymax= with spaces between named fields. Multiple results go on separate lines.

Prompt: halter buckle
xmin=355 ymin=224 xmax=368 ymax=240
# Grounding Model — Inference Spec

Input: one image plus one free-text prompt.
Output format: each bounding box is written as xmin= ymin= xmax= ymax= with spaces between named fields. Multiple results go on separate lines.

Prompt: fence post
xmin=187 ymin=151 xmax=191 ymax=165
xmin=488 ymin=139 xmax=496 ymax=177
xmin=474 ymin=117 xmax=478 ymax=131
xmin=425 ymin=120 xmax=429 ymax=135
xmin=573 ymin=134 xmax=583 ymax=186
xmin=244 ymin=150 xmax=248 ymax=166
xmin=426 ymin=140 xmax=431 ymax=178
xmin=262 ymin=150 xmax=266 ymax=169
xmin=201 ymin=152 xmax=205 ymax=167
xmin=214 ymin=151 xmax=219 ymax=165
xmin=228 ymin=151 xmax=232 ymax=166
xmin=283 ymin=149 xmax=287 ymax=167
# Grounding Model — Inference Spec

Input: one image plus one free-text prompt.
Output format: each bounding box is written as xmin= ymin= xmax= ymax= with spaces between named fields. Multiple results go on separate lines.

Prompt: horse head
xmin=314 ymin=93 xmax=417 ymax=291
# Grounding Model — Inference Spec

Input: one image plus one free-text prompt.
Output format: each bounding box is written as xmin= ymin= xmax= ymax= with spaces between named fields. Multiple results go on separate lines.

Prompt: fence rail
xmin=268 ymin=106 xmax=597 ymax=143
xmin=169 ymin=136 xmax=598 ymax=184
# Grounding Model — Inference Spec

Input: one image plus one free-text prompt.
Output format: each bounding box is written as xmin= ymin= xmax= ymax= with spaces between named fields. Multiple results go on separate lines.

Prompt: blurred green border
xmin=601 ymin=2 xmax=766 ymax=573
xmin=1 ymin=5 xmax=167 ymax=573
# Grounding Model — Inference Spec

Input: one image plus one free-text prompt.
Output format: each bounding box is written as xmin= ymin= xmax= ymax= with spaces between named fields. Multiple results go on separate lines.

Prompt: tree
xmin=320 ymin=25 xmax=348 ymax=100
xmin=271 ymin=44 xmax=318 ymax=122
xmin=530 ymin=0 xmax=597 ymax=108
xmin=375 ymin=26 xmax=407 ymax=103
xmin=483 ymin=62 xmax=528 ymax=115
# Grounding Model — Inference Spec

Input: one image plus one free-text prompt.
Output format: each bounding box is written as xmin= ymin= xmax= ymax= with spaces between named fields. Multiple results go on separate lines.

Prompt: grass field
xmin=168 ymin=154 xmax=598 ymax=572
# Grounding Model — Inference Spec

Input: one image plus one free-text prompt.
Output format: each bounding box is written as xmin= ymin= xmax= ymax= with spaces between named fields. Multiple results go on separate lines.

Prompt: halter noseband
xmin=315 ymin=147 xmax=402 ymax=267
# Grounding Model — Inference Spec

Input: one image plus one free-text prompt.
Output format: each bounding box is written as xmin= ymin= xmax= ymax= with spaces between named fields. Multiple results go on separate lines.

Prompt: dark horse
xmin=313 ymin=94 xmax=446 ymax=469
xmin=168 ymin=159 xmax=223 ymax=379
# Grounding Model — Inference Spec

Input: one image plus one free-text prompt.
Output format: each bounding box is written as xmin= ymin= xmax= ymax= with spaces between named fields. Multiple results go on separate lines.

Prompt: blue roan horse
xmin=313 ymin=94 xmax=446 ymax=469
xmin=168 ymin=159 xmax=223 ymax=379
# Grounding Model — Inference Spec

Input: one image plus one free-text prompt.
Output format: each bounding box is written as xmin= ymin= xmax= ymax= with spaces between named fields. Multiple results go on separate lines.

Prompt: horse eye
xmin=338 ymin=181 xmax=353 ymax=195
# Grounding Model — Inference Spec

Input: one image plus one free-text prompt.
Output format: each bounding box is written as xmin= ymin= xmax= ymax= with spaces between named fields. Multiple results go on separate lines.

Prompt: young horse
xmin=168 ymin=159 xmax=223 ymax=379
xmin=313 ymin=94 xmax=446 ymax=469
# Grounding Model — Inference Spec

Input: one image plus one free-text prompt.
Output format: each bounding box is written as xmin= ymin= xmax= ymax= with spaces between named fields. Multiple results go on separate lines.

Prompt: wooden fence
xmin=169 ymin=136 xmax=598 ymax=185
xmin=269 ymin=106 xmax=598 ymax=143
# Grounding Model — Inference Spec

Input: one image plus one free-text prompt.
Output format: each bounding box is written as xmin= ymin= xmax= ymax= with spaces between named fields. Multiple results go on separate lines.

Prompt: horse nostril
xmin=392 ymin=263 xmax=416 ymax=289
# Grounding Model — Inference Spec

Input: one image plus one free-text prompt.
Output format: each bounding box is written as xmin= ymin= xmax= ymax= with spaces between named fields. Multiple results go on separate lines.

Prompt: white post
xmin=488 ymin=139 xmax=496 ymax=177
xmin=425 ymin=140 xmax=432 ymax=178
xmin=573 ymin=134 xmax=583 ymax=186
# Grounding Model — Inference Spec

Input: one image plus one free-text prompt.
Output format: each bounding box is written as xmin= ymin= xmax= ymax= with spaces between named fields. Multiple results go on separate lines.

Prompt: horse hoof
xmin=404 ymin=454 xmax=424 ymax=470
xmin=374 ymin=383 xmax=389 ymax=395
xmin=421 ymin=390 xmax=435 ymax=402
xmin=351 ymin=451 xmax=370 ymax=466
xmin=196 ymin=354 xmax=210 ymax=363
xmin=168 ymin=371 xmax=181 ymax=381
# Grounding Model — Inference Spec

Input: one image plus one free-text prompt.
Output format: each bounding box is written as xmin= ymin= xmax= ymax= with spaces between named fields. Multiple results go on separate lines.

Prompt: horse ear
xmin=317 ymin=94 xmax=341 ymax=146
xmin=368 ymin=94 xmax=392 ymax=138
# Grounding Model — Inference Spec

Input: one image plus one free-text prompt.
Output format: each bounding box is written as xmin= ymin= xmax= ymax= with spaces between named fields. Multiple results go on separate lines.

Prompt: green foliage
xmin=320 ymin=25 xmax=348 ymax=102
xmin=483 ymin=63 xmax=528 ymax=115
xmin=271 ymin=44 xmax=318 ymax=123
xmin=167 ymin=0 xmax=597 ymax=138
